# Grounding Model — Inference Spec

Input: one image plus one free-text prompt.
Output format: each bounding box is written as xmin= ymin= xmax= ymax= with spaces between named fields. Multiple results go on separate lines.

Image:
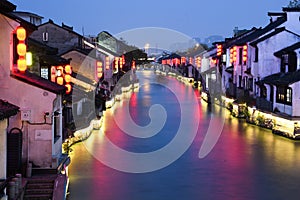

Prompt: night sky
xmin=10 ymin=0 xmax=290 ymax=49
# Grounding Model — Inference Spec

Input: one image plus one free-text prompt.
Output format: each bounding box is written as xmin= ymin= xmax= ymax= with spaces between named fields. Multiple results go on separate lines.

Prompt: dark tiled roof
xmin=282 ymin=7 xmax=300 ymax=12
xmin=11 ymin=71 xmax=66 ymax=94
xmin=0 ymin=0 xmax=16 ymax=12
xmin=28 ymin=38 xmax=70 ymax=66
xmin=274 ymin=42 xmax=300 ymax=57
xmin=225 ymin=66 xmax=233 ymax=73
xmin=224 ymin=16 xmax=286 ymax=48
xmin=28 ymin=38 xmax=58 ymax=54
xmin=39 ymin=54 xmax=70 ymax=66
xmin=234 ymin=28 xmax=263 ymax=46
xmin=61 ymin=48 xmax=97 ymax=60
xmin=97 ymin=44 xmax=120 ymax=57
xmin=201 ymin=67 xmax=216 ymax=75
xmin=72 ymin=72 xmax=96 ymax=85
xmin=268 ymin=12 xmax=285 ymax=16
xmin=0 ymin=10 xmax=36 ymax=33
xmin=39 ymin=19 xmax=83 ymax=38
xmin=0 ymin=100 xmax=19 ymax=121
xmin=164 ymin=53 xmax=181 ymax=59
xmin=250 ymin=27 xmax=286 ymax=45
xmin=259 ymin=70 xmax=300 ymax=86
xmin=13 ymin=11 xmax=44 ymax=19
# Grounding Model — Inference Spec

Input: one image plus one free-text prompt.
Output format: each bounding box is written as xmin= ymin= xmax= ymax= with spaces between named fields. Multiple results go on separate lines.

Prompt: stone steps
xmin=24 ymin=178 xmax=55 ymax=200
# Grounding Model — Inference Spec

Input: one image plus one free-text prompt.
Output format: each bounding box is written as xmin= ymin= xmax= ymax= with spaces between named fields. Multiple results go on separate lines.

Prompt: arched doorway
xmin=7 ymin=128 xmax=22 ymax=177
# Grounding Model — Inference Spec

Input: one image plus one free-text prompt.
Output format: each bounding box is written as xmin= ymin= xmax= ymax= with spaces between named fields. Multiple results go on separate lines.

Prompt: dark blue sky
xmin=11 ymin=0 xmax=289 ymax=41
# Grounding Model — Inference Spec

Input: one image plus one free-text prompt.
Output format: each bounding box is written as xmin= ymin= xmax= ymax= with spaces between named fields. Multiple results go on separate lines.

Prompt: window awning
xmin=257 ymin=70 xmax=300 ymax=86
xmin=225 ymin=66 xmax=233 ymax=73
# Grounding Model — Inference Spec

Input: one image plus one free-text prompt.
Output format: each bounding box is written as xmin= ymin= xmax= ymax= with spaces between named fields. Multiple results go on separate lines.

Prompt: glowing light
xmin=122 ymin=55 xmax=125 ymax=65
xmin=217 ymin=44 xmax=222 ymax=56
xmin=17 ymin=43 xmax=27 ymax=56
xmin=65 ymin=84 xmax=72 ymax=94
xmin=243 ymin=45 xmax=248 ymax=63
xmin=56 ymin=69 xmax=62 ymax=77
xmin=106 ymin=57 xmax=110 ymax=70
xmin=65 ymin=65 xmax=72 ymax=74
xmin=64 ymin=74 xmax=71 ymax=83
xmin=56 ymin=76 xmax=64 ymax=85
xmin=17 ymin=58 xmax=27 ymax=72
xmin=25 ymin=52 xmax=32 ymax=66
xmin=16 ymin=27 xmax=26 ymax=41
xmin=51 ymin=66 xmax=56 ymax=82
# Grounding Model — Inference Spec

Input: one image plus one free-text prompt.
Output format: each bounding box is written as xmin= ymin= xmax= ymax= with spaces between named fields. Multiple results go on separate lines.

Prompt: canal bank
xmin=68 ymin=70 xmax=300 ymax=200
xmin=154 ymin=65 xmax=300 ymax=140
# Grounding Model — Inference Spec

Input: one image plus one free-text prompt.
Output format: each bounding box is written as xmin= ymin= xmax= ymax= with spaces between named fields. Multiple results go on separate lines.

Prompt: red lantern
xmin=17 ymin=58 xmax=27 ymax=72
xmin=56 ymin=76 xmax=64 ymax=85
xmin=16 ymin=27 xmax=26 ymax=41
xmin=65 ymin=65 xmax=72 ymax=74
xmin=65 ymin=84 xmax=72 ymax=94
xmin=243 ymin=45 xmax=248 ymax=63
xmin=105 ymin=57 xmax=110 ymax=70
xmin=217 ymin=44 xmax=222 ymax=56
xmin=96 ymin=61 xmax=103 ymax=78
xmin=64 ymin=74 xmax=71 ymax=83
xmin=17 ymin=43 xmax=27 ymax=56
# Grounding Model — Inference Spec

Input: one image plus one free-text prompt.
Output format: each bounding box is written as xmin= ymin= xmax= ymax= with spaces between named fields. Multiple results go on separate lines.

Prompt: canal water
xmin=68 ymin=70 xmax=300 ymax=200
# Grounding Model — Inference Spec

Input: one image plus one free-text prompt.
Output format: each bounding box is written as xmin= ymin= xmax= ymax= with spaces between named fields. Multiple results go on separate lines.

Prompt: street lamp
xmin=144 ymin=43 xmax=150 ymax=55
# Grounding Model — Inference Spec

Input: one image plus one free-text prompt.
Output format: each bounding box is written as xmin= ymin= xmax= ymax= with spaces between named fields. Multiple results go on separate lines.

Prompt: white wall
xmin=285 ymin=11 xmax=300 ymax=35
xmin=292 ymin=82 xmax=300 ymax=116
xmin=0 ymin=119 xmax=7 ymax=179
xmin=255 ymin=31 xmax=300 ymax=79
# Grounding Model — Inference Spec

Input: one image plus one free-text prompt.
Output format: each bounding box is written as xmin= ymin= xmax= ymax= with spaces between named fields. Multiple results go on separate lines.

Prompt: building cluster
xmin=0 ymin=0 xmax=144 ymax=198
xmin=160 ymin=5 xmax=300 ymax=139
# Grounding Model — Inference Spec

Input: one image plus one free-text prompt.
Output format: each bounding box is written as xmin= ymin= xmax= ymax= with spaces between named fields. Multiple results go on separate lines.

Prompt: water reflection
xmin=68 ymin=71 xmax=300 ymax=200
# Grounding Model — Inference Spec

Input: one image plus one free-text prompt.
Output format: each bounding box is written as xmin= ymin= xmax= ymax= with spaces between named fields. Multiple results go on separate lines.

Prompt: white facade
xmin=0 ymin=119 xmax=7 ymax=180
xmin=291 ymin=81 xmax=300 ymax=116
xmin=284 ymin=10 xmax=300 ymax=34
xmin=253 ymin=30 xmax=300 ymax=80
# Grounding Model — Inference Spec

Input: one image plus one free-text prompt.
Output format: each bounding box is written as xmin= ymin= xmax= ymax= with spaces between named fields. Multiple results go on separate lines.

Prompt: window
xmin=239 ymin=75 xmax=242 ymax=88
xmin=248 ymin=78 xmax=253 ymax=91
xmin=254 ymin=46 xmax=258 ymax=62
xmin=260 ymin=85 xmax=267 ymax=99
xmin=42 ymin=32 xmax=48 ymax=41
xmin=239 ymin=48 xmax=243 ymax=65
xmin=276 ymin=86 xmax=292 ymax=105
xmin=288 ymin=52 xmax=297 ymax=72
xmin=286 ymin=88 xmax=292 ymax=103
xmin=12 ymin=33 xmax=19 ymax=65
xmin=53 ymin=111 xmax=61 ymax=142
xmin=281 ymin=53 xmax=297 ymax=73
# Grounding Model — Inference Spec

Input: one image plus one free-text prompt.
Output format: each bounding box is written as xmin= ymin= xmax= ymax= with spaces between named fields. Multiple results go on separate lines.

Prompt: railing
xmin=226 ymin=82 xmax=236 ymax=98
xmin=256 ymin=97 xmax=273 ymax=112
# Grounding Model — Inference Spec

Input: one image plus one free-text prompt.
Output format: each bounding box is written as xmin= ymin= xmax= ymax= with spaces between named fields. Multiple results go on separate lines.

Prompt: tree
xmin=288 ymin=0 xmax=300 ymax=8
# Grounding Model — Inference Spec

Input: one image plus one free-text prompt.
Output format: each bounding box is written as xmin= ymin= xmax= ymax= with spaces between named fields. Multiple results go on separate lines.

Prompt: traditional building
xmin=30 ymin=19 xmax=90 ymax=54
xmin=0 ymin=1 xmax=69 ymax=175
xmin=0 ymin=100 xmax=19 ymax=199
xmin=250 ymin=27 xmax=300 ymax=111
